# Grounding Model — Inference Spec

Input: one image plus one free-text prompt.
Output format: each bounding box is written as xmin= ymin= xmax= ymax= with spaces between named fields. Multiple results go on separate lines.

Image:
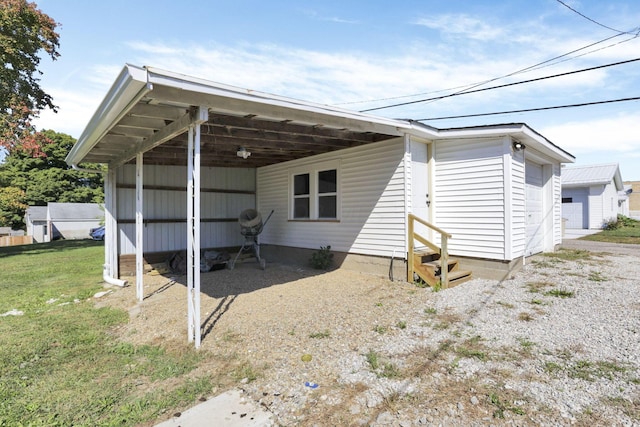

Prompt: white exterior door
xmin=562 ymin=188 xmax=588 ymax=229
xmin=525 ymin=161 xmax=544 ymax=255
xmin=411 ymin=141 xmax=430 ymax=239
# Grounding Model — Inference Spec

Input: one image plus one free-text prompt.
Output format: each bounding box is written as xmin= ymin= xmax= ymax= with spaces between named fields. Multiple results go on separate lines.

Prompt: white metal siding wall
xmin=552 ymin=163 xmax=563 ymax=246
xmin=433 ymin=138 xmax=506 ymax=260
xmin=588 ymin=185 xmax=605 ymax=229
xmin=116 ymin=164 xmax=255 ymax=254
xmin=601 ymin=182 xmax=618 ymax=226
xmin=511 ymin=149 xmax=526 ymax=257
xmin=257 ymin=138 xmax=406 ymax=257
xmin=619 ymin=196 xmax=630 ymax=217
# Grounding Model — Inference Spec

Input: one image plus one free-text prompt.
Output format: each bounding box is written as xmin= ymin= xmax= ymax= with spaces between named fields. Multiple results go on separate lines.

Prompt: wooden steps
xmin=412 ymin=250 xmax=472 ymax=288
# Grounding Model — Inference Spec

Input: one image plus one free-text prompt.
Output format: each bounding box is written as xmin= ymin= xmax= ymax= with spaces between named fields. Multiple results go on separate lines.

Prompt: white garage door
xmin=562 ymin=189 xmax=588 ymax=229
xmin=525 ymin=162 xmax=544 ymax=255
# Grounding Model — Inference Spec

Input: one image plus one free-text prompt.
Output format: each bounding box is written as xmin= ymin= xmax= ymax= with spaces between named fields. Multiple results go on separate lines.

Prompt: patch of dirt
xmin=96 ymin=253 xmax=640 ymax=426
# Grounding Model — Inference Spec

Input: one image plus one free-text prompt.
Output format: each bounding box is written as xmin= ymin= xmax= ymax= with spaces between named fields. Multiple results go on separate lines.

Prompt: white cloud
xmin=36 ymin=86 xmax=104 ymax=137
xmin=413 ymin=14 xmax=504 ymax=41
xmin=542 ymin=113 xmax=640 ymax=180
xmin=301 ymin=9 xmax=358 ymax=24
xmin=542 ymin=113 xmax=640 ymax=154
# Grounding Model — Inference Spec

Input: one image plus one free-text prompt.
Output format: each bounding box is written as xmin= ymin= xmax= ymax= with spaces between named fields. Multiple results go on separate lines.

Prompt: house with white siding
xmin=25 ymin=206 xmax=48 ymax=243
xmin=561 ymin=163 xmax=624 ymax=229
xmin=66 ymin=65 xmax=574 ymax=347
xmin=25 ymin=203 xmax=104 ymax=242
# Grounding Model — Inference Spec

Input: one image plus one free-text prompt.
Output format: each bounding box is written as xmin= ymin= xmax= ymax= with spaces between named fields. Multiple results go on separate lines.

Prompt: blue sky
xmin=34 ymin=0 xmax=640 ymax=179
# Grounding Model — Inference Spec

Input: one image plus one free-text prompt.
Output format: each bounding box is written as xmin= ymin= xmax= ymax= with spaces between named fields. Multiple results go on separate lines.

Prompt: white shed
xmin=46 ymin=203 xmax=104 ymax=241
xmin=561 ymin=163 xmax=624 ymax=229
xmin=26 ymin=203 xmax=103 ymax=242
xmin=65 ymin=65 xmax=575 ymax=347
xmin=25 ymin=206 xmax=48 ymax=243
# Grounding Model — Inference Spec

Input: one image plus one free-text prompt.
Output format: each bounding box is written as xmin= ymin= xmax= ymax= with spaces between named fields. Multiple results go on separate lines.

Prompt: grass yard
xmin=580 ymin=215 xmax=640 ymax=244
xmin=0 ymin=241 xmax=214 ymax=427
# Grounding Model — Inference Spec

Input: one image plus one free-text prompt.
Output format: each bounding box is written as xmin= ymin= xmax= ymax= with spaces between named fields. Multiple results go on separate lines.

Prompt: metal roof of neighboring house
xmin=25 ymin=206 xmax=48 ymax=222
xmin=66 ymin=64 xmax=575 ymax=169
xmin=47 ymin=203 xmax=104 ymax=221
xmin=562 ymin=163 xmax=623 ymax=190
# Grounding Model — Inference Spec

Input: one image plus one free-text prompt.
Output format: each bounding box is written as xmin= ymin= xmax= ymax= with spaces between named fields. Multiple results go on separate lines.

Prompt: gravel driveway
xmin=105 ymin=242 xmax=640 ymax=426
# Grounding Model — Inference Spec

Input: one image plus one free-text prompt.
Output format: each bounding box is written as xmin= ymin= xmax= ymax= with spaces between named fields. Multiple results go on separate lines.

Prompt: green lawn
xmin=0 ymin=241 xmax=213 ymax=426
xmin=579 ymin=215 xmax=640 ymax=244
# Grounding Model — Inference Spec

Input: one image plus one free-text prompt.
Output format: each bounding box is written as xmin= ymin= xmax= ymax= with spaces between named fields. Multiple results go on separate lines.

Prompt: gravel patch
xmin=104 ymin=247 xmax=640 ymax=426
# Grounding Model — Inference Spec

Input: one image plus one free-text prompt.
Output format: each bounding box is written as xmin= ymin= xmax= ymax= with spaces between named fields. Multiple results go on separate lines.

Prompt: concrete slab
xmin=154 ymin=389 xmax=273 ymax=427
xmin=560 ymin=238 xmax=640 ymax=257
xmin=563 ymin=228 xmax=601 ymax=240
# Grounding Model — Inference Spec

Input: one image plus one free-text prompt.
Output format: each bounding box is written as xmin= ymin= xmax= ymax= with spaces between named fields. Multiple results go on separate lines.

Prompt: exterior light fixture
xmin=236 ymin=147 xmax=251 ymax=159
xmin=513 ymin=141 xmax=525 ymax=151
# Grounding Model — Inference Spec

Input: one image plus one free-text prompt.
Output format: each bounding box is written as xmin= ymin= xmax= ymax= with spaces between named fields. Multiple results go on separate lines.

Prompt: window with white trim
xmin=293 ymin=173 xmax=310 ymax=218
xmin=290 ymin=163 xmax=339 ymax=220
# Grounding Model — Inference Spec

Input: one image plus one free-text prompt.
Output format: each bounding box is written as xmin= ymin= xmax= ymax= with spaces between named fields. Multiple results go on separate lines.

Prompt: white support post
xmin=187 ymin=124 xmax=203 ymax=347
xmin=187 ymin=107 xmax=207 ymax=349
xmin=104 ymin=168 xmax=113 ymax=277
xmin=105 ymin=168 xmax=116 ymax=278
xmin=136 ymin=152 xmax=144 ymax=301
xmin=187 ymin=126 xmax=195 ymax=343
xmin=110 ymin=168 xmax=120 ymax=280
xmin=194 ymin=123 xmax=202 ymax=348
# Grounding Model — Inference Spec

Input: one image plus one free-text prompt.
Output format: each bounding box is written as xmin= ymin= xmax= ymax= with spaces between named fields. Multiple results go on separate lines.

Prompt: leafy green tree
xmin=0 ymin=186 xmax=27 ymax=228
xmin=0 ymin=130 xmax=104 ymax=228
xmin=0 ymin=0 xmax=60 ymax=155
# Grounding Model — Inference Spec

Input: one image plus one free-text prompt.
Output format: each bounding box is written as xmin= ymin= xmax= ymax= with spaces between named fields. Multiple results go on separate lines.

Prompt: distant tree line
xmin=0 ymin=130 xmax=104 ymax=229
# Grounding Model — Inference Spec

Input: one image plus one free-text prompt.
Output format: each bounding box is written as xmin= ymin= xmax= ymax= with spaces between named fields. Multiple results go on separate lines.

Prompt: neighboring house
xmin=65 ymin=65 xmax=575 ymax=346
xmin=624 ymin=181 xmax=640 ymax=219
xmin=25 ymin=203 xmax=104 ymax=242
xmin=25 ymin=206 xmax=48 ymax=243
xmin=561 ymin=163 xmax=624 ymax=229
xmin=619 ymin=184 xmax=632 ymax=218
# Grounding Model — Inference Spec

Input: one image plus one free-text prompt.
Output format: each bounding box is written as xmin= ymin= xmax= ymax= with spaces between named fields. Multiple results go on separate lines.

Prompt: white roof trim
xmin=66 ymin=65 xmax=411 ymax=166
xmin=66 ymin=65 xmax=151 ymax=165
xmin=66 ymin=64 xmax=576 ymax=167
xmin=408 ymin=121 xmax=575 ymax=163
xmin=144 ymin=66 xmax=410 ymax=129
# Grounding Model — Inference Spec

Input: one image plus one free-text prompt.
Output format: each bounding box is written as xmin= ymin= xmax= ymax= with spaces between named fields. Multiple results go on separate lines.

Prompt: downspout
xmin=71 ymin=164 xmax=128 ymax=288
xmin=66 ymin=67 xmax=152 ymax=289
xmin=103 ymin=265 xmax=128 ymax=288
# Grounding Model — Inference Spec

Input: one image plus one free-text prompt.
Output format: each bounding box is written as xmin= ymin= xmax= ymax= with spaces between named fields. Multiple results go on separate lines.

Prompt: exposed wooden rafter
xmin=83 ymin=99 xmax=398 ymax=168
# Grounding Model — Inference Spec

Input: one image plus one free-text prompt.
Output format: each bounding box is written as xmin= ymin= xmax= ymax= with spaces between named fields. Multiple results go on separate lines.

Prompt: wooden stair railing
xmin=407 ymin=213 xmax=472 ymax=288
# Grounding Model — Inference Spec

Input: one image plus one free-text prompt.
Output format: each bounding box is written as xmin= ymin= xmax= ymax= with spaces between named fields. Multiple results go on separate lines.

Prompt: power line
xmin=360 ymin=31 xmax=640 ymax=112
xmin=417 ymin=96 xmax=640 ymax=121
xmin=555 ymin=0 xmax=630 ymax=34
xmin=349 ymin=30 xmax=639 ymax=110
xmin=359 ymin=57 xmax=640 ymax=112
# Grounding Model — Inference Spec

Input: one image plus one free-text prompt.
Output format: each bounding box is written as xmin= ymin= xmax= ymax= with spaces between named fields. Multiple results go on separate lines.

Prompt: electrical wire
xmin=416 ymin=96 xmax=640 ymax=121
xmin=358 ymin=57 xmax=640 ymax=112
xmin=555 ymin=0 xmax=631 ymax=34
xmin=347 ymin=30 xmax=639 ymax=110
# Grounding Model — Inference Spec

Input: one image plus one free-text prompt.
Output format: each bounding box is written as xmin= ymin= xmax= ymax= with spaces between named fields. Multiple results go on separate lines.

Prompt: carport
xmin=66 ymin=64 xmax=403 ymax=347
